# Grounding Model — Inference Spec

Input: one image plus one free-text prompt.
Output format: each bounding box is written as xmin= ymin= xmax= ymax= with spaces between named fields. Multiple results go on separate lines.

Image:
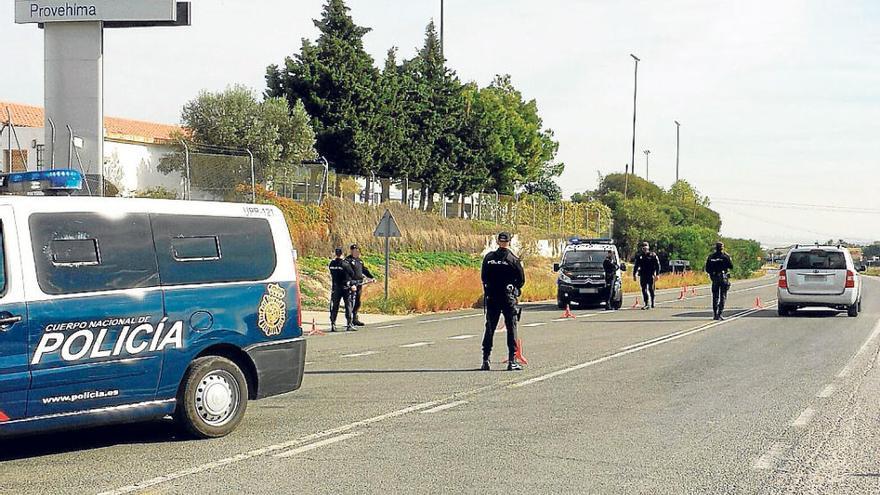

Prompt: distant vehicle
xmin=777 ymin=245 xmax=865 ymax=317
xmin=553 ymin=238 xmax=625 ymax=309
xmin=670 ymin=259 xmax=691 ymax=273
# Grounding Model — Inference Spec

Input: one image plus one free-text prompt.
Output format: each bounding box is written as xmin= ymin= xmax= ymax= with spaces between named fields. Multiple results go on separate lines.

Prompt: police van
xmin=553 ymin=238 xmax=626 ymax=309
xmin=0 ymin=170 xmax=305 ymax=438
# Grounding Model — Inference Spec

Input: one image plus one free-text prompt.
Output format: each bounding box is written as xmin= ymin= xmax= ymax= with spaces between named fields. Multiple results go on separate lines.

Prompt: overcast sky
xmin=2 ymin=0 xmax=878 ymax=246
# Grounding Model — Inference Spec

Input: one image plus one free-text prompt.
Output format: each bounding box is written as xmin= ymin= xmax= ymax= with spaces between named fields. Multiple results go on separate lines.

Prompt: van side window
xmin=51 ymin=239 xmax=100 ymax=265
xmin=30 ymin=213 xmax=160 ymax=295
xmin=152 ymin=215 xmax=276 ymax=285
xmin=172 ymin=236 xmax=220 ymax=261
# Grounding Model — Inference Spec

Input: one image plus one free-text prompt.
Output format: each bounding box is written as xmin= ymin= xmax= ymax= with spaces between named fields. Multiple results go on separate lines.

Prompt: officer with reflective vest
xmin=328 ymin=247 xmax=356 ymax=332
xmin=706 ymin=241 xmax=734 ymax=320
xmin=480 ymin=232 xmax=526 ymax=371
xmin=345 ymin=244 xmax=375 ymax=327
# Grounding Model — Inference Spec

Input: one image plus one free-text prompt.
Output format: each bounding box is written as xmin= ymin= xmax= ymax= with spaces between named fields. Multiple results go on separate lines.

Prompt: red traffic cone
xmin=503 ymin=338 xmax=529 ymax=365
xmin=560 ymin=304 xmax=576 ymax=319
xmin=497 ymin=320 xmax=507 ymax=333
xmin=307 ymin=318 xmax=326 ymax=336
xmin=678 ymin=287 xmax=685 ymax=300
xmin=753 ymin=297 xmax=764 ymax=309
xmin=691 ymin=287 xmax=697 ymax=296
xmin=631 ymin=297 xmax=641 ymax=309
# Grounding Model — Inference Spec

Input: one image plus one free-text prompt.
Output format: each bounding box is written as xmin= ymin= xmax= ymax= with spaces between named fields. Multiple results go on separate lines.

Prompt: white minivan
xmin=777 ymin=245 xmax=864 ymax=317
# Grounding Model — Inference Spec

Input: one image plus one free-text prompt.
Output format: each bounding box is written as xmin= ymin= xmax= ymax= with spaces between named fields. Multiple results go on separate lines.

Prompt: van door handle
xmin=0 ymin=314 xmax=22 ymax=330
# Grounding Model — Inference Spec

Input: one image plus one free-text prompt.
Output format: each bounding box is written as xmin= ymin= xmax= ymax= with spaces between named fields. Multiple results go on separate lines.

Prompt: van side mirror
xmin=553 ymin=263 xmax=560 ymax=272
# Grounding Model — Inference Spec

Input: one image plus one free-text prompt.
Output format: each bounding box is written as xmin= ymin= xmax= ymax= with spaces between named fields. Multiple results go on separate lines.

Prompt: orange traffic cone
xmin=503 ymin=338 xmax=529 ymax=365
xmin=678 ymin=287 xmax=685 ymax=300
xmin=560 ymin=304 xmax=576 ymax=319
xmin=631 ymin=297 xmax=641 ymax=309
xmin=307 ymin=318 xmax=325 ymax=336
xmin=497 ymin=320 xmax=507 ymax=333
xmin=753 ymin=297 xmax=764 ymax=309
xmin=691 ymin=287 xmax=697 ymax=296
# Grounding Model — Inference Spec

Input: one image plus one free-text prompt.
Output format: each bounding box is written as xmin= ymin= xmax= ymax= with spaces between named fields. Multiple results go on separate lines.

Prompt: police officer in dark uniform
xmin=345 ymin=244 xmax=375 ymax=327
xmin=328 ymin=247 xmax=356 ymax=332
xmin=603 ymin=250 xmax=619 ymax=310
xmin=706 ymin=241 xmax=734 ymax=320
xmin=480 ymin=232 xmax=526 ymax=371
xmin=633 ymin=242 xmax=660 ymax=309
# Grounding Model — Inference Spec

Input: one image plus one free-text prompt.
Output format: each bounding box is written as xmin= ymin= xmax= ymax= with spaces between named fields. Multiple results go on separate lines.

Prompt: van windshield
xmin=787 ymin=250 xmax=846 ymax=270
xmin=562 ymin=250 xmax=607 ymax=269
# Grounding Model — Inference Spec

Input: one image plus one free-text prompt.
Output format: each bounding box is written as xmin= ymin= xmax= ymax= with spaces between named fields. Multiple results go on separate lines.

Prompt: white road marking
xmin=552 ymin=318 xmax=575 ymax=322
xmin=304 ymin=361 xmax=314 ymax=366
xmin=837 ymin=319 xmax=880 ymax=378
xmin=273 ymin=432 xmax=361 ymax=458
xmin=619 ymin=329 xmax=692 ymax=351
xmin=377 ymin=324 xmax=402 ymax=329
xmin=400 ymin=342 xmax=433 ymax=348
xmin=418 ymin=314 xmax=481 ymax=324
xmin=341 ymin=351 xmax=380 ymax=358
xmin=522 ymin=322 xmax=547 ymax=327
xmin=448 ymin=334 xmax=475 ymax=340
xmin=792 ymin=407 xmax=816 ymax=428
xmin=752 ymin=442 xmax=789 ymax=470
xmin=420 ymin=400 xmax=468 ymax=414
xmin=510 ymin=303 xmax=775 ymax=388
xmin=98 ymin=401 xmax=441 ymax=495
xmin=578 ymin=312 xmax=603 ymax=319
xmin=816 ymin=384 xmax=836 ymax=398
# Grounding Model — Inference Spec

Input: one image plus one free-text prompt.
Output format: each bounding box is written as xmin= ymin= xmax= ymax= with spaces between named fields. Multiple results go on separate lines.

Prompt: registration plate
xmin=579 ymin=288 xmax=599 ymax=294
xmin=805 ymin=275 xmax=826 ymax=282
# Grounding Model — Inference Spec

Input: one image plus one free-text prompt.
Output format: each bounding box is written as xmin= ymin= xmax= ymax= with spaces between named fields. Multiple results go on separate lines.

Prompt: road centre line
xmin=522 ymin=322 xmax=546 ymax=327
xmin=341 ymin=351 xmax=380 ymax=358
xmin=448 ymin=334 xmax=475 ymax=340
xmin=421 ymin=400 xmax=468 ymax=414
xmin=98 ymin=401 xmax=442 ymax=495
xmin=400 ymin=342 xmax=433 ymax=348
xmin=274 ymin=432 xmax=361 ymax=458
xmin=655 ymin=282 xmax=776 ymax=306
xmin=816 ymin=384 xmax=836 ymax=398
xmin=377 ymin=324 xmax=402 ymax=329
xmin=792 ymin=408 xmax=816 ymax=428
xmin=752 ymin=442 xmax=790 ymax=470
xmin=418 ymin=314 xmax=481 ymax=324
xmin=510 ymin=302 xmax=776 ymax=389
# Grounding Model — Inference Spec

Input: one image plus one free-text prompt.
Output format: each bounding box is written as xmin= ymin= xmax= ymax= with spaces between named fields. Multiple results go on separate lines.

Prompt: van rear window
xmin=30 ymin=213 xmax=160 ymax=295
xmin=152 ymin=215 xmax=276 ymax=285
xmin=787 ymin=251 xmax=846 ymax=270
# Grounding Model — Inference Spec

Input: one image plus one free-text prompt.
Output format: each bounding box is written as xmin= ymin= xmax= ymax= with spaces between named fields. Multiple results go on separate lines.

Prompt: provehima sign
xmin=15 ymin=0 xmax=176 ymax=23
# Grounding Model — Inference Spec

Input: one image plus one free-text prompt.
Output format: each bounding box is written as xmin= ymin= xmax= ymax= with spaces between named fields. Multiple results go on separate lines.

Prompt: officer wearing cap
xmin=345 ymin=243 xmax=375 ymax=327
xmin=480 ymin=232 xmax=526 ymax=371
xmin=328 ymin=247 xmax=356 ymax=332
xmin=706 ymin=241 xmax=734 ymax=320
xmin=633 ymin=241 xmax=660 ymax=309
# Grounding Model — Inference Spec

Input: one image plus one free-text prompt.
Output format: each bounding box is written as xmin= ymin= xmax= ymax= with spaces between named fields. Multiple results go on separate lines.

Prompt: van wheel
xmin=176 ymin=356 xmax=249 ymax=439
xmin=848 ymin=303 xmax=859 ymax=318
xmin=611 ymin=296 xmax=623 ymax=311
xmin=778 ymin=305 xmax=791 ymax=317
xmin=557 ymin=292 xmax=566 ymax=309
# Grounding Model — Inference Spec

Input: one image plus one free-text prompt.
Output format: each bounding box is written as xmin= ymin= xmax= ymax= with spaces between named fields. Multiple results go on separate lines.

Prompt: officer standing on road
xmin=480 ymin=232 xmax=526 ymax=371
xmin=706 ymin=241 xmax=734 ymax=321
xmin=345 ymin=244 xmax=375 ymax=327
xmin=603 ymin=250 xmax=619 ymax=310
xmin=328 ymin=247 xmax=357 ymax=332
xmin=633 ymin=242 xmax=660 ymax=309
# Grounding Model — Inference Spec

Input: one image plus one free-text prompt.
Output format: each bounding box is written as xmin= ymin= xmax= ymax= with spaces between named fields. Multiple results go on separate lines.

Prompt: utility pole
xmin=440 ymin=0 xmax=444 ymax=58
xmin=643 ymin=149 xmax=651 ymax=181
xmin=626 ymin=53 xmax=640 ymax=200
xmin=674 ymin=120 xmax=681 ymax=183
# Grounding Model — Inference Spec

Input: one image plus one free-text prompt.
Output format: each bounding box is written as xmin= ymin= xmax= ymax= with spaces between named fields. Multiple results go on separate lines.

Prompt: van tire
xmin=778 ymin=304 xmax=791 ymax=317
xmin=557 ymin=292 xmax=567 ymax=309
xmin=848 ymin=303 xmax=859 ymax=318
xmin=176 ymin=356 xmax=249 ymax=439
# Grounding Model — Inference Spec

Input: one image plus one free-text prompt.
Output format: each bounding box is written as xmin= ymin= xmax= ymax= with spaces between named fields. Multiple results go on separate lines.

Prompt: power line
xmin=713 ymin=197 xmax=880 ymax=214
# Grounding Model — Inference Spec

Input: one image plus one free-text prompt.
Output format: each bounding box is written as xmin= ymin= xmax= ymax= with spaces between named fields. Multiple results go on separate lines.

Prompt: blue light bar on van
xmin=0 ymin=169 xmax=83 ymax=195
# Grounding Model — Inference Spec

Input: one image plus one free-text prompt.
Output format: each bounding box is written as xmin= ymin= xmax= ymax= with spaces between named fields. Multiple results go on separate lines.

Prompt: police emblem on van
xmin=258 ymin=284 xmax=287 ymax=337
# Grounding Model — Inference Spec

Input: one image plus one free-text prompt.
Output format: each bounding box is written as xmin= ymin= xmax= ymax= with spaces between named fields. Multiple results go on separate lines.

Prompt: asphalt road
xmin=4 ymin=276 xmax=880 ymax=494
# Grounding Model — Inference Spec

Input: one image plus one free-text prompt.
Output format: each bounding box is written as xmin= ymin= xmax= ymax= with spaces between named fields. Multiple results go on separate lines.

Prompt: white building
xmin=0 ymin=101 xmax=185 ymax=197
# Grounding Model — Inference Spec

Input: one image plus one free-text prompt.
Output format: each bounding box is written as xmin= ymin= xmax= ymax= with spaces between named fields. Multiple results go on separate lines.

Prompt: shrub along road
xmin=4 ymin=277 xmax=880 ymax=494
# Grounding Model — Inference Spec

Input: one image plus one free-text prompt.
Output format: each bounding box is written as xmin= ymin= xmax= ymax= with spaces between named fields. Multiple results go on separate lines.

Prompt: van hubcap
xmin=195 ymin=370 xmax=240 ymax=427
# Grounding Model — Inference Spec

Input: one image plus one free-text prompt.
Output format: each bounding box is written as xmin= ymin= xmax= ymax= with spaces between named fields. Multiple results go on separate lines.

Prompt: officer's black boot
xmin=352 ymin=314 xmax=365 ymax=326
xmin=507 ymin=359 xmax=523 ymax=371
xmin=346 ymin=324 xmax=357 ymax=332
xmin=480 ymin=356 xmax=490 ymax=371
xmin=330 ymin=324 xmax=338 ymax=332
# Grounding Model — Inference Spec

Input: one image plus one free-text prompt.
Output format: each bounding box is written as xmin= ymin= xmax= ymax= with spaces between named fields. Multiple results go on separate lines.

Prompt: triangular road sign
xmin=373 ymin=209 xmax=401 ymax=238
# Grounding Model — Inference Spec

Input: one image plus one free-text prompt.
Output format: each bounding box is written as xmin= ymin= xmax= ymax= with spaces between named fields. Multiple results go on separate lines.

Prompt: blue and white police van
xmin=0 ymin=170 xmax=305 ymax=438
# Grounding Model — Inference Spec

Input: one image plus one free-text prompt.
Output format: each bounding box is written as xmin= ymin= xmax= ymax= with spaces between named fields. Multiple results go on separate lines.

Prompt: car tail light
xmin=778 ymin=269 xmax=788 ymax=289
xmin=846 ymin=270 xmax=855 ymax=289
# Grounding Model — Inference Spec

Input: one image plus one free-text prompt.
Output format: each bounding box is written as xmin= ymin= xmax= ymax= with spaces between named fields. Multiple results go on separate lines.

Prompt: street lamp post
xmin=625 ymin=53 xmax=640 ymax=200
xmin=643 ymin=149 xmax=651 ymax=181
xmin=674 ymin=120 xmax=681 ymax=183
